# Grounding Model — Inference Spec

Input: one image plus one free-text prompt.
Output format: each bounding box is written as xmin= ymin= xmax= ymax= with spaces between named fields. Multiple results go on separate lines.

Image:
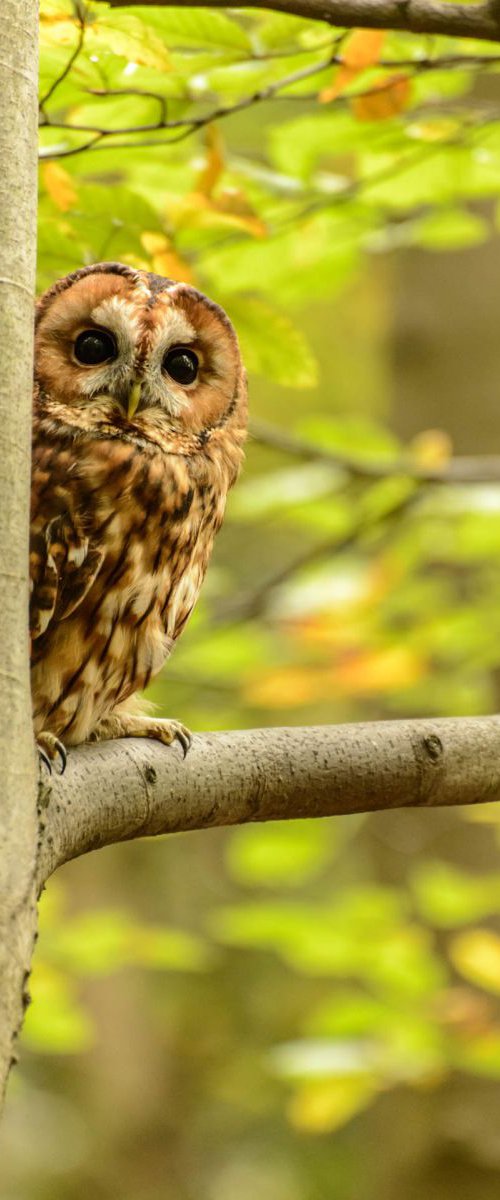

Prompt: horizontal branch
xmin=250 ymin=419 xmax=500 ymax=484
xmin=38 ymin=716 xmax=500 ymax=887
xmin=101 ymin=0 xmax=500 ymax=46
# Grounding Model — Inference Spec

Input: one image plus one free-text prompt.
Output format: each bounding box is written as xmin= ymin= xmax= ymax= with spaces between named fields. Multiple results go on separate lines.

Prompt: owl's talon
xmin=37 ymin=733 xmax=67 ymax=775
xmin=175 ymin=727 xmax=192 ymax=758
xmin=38 ymin=747 xmax=53 ymax=775
xmin=55 ymin=742 xmax=67 ymax=774
xmin=158 ymin=719 xmax=192 ymax=757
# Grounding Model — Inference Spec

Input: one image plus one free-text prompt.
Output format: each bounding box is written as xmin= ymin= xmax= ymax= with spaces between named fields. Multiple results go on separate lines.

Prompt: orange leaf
xmin=141 ymin=232 xmax=195 ymax=284
xmin=152 ymin=250 xmax=195 ymax=284
xmin=319 ymin=29 xmax=386 ymax=102
xmin=331 ymin=645 xmax=425 ymax=695
xmin=173 ymin=190 xmax=266 ymax=238
xmin=319 ymin=65 xmax=357 ymax=103
xmin=41 ymin=162 xmax=77 ymax=212
xmin=195 ymin=126 xmax=225 ymax=198
xmin=245 ymin=666 xmax=324 ymax=709
xmin=343 ymin=29 xmax=387 ymax=68
xmin=351 ymin=73 xmax=411 ymax=121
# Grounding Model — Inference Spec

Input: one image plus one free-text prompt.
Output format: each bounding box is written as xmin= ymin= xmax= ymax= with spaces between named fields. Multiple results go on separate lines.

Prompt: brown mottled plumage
xmin=31 ymin=262 xmax=247 ymax=765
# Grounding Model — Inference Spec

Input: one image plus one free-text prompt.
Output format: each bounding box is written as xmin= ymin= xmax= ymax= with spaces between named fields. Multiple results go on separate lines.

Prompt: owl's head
xmin=35 ymin=262 xmax=246 ymax=441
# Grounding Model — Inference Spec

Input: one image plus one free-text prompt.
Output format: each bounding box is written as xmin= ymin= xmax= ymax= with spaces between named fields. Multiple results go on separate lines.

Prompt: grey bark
xmin=0 ymin=0 xmax=39 ymax=1107
xmin=103 ymin=0 xmax=500 ymax=45
xmin=38 ymin=717 xmax=500 ymax=886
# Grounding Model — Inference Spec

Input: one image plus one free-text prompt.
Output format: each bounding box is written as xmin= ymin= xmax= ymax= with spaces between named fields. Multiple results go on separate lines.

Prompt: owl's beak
xmin=127 ymin=381 xmax=142 ymax=420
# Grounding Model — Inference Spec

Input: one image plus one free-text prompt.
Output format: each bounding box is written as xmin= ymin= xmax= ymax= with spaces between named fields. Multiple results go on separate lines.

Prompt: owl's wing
xmin=30 ymin=513 xmax=105 ymax=640
xmin=30 ymin=454 xmax=105 ymax=641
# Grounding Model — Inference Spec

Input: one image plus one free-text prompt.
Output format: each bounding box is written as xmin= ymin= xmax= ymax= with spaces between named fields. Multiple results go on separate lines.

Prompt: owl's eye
xmin=74 ymin=329 xmax=117 ymax=366
xmin=163 ymin=347 xmax=199 ymax=386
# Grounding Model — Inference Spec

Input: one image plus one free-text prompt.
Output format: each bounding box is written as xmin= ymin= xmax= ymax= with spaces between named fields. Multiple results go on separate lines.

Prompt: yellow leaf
xmin=141 ymin=233 xmax=196 ymax=284
xmin=40 ymin=17 xmax=79 ymax=48
xmin=450 ymin=930 xmax=500 ymax=996
xmin=407 ymin=117 xmax=461 ymax=143
xmin=245 ymin=666 xmax=325 ymax=709
xmin=41 ymin=162 xmax=77 ymax=212
xmin=351 ymin=74 xmax=411 ymax=122
xmin=172 ymin=191 xmax=266 ymax=239
xmin=40 ymin=0 xmax=74 ymax=15
xmin=332 ymin=645 xmax=425 ymax=695
xmin=141 ymin=232 xmax=169 ymax=257
xmin=288 ymin=1076 xmax=379 ymax=1134
xmin=120 ymin=254 xmax=151 ymax=271
xmin=410 ymin=428 xmax=453 ymax=469
xmin=88 ymin=16 xmax=171 ymax=72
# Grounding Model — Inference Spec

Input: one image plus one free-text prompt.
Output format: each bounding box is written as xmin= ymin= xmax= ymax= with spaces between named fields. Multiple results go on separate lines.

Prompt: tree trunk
xmin=0 ymin=0 xmax=39 ymax=1106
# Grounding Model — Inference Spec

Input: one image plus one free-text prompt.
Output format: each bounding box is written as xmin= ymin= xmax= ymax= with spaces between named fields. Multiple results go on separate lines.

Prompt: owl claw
xmin=156 ymin=719 xmax=192 ymax=757
xmin=37 ymin=733 xmax=67 ymax=775
xmin=37 ymin=747 xmax=53 ymax=774
xmin=175 ymin=726 xmax=192 ymax=758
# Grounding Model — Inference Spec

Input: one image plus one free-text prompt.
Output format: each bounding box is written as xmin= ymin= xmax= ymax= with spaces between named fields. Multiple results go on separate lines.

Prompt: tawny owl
xmin=31 ymin=262 xmax=247 ymax=770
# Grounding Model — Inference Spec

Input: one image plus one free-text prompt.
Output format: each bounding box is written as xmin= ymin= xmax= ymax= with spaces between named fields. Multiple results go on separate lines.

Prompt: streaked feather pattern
xmin=31 ymin=263 xmax=247 ymax=751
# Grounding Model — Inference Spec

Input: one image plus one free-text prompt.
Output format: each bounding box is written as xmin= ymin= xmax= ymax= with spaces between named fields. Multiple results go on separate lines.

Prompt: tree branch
xmin=250 ymin=419 xmax=500 ymax=484
xmin=38 ymin=716 xmax=500 ymax=887
xmin=100 ymin=1 xmax=500 ymax=46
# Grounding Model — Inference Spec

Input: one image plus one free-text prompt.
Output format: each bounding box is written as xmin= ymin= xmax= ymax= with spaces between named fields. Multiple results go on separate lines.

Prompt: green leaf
xmin=413 ymin=208 xmax=489 ymax=250
xmin=127 ymin=6 xmax=251 ymax=52
xmin=453 ymin=1031 xmax=500 ymax=1080
xmin=268 ymin=1037 xmax=379 ymax=1080
xmin=230 ymin=463 xmax=339 ymax=520
xmin=201 ymin=213 xmax=360 ymax=307
xmin=412 ymin=862 xmax=500 ymax=928
xmin=305 ymin=990 xmax=393 ymax=1038
xmin=252 ymin=11 xmax=332 ymax=53
xmin=226 ymin=820 xmax=335 ymax=887
xmin=24 ymin=965 xmax=93 ymax=1054
xmin=296 ymin=415 xmax=403 ymax=462
xmin=229 ymin=298 xmax=318 ymax=388
xmin=38 ymin=896 xmax=211 ymax=977
xmin=88 ymin=13 xmax=172 ymax=72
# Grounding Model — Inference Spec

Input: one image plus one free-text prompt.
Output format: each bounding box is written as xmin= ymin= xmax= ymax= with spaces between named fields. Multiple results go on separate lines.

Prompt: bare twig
xmin=250 ymin=419 xmax=500 ymax=485
xmin=39 ymin=2 xmax=86 ymax=110
xmin=40 ymin=41 xmax=500 ymax=160
xmin=39 ymin=45 xmax=340 ymax=158
xmin=214 ymin=482 xmax=419 ymax=625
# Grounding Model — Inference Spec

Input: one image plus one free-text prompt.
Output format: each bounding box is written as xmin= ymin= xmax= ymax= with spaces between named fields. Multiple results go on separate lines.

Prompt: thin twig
xmin=214 ymin=484 xmax=420 ymax=625
xmin=250 ymin=419 xmax=500 ymax=485
xmin=39 ymin=3 xmax=86 ymax=110
xmin=39 ymin=46 xmax=340 ymax=157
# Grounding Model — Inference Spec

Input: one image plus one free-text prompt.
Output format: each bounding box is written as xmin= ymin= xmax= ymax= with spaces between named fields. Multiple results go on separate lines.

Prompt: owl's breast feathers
xmin=30 ymin=411 xmax=244 ymax=744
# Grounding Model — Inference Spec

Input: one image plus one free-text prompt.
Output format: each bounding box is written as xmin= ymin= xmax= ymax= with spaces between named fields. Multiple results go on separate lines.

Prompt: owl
xmin=31 ymin=262 xmax=247 ymax=771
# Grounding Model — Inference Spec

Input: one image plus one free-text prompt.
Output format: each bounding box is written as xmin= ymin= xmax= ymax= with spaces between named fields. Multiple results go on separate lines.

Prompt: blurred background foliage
xmin=5 ymin=1 xmax=500 ymax=1196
